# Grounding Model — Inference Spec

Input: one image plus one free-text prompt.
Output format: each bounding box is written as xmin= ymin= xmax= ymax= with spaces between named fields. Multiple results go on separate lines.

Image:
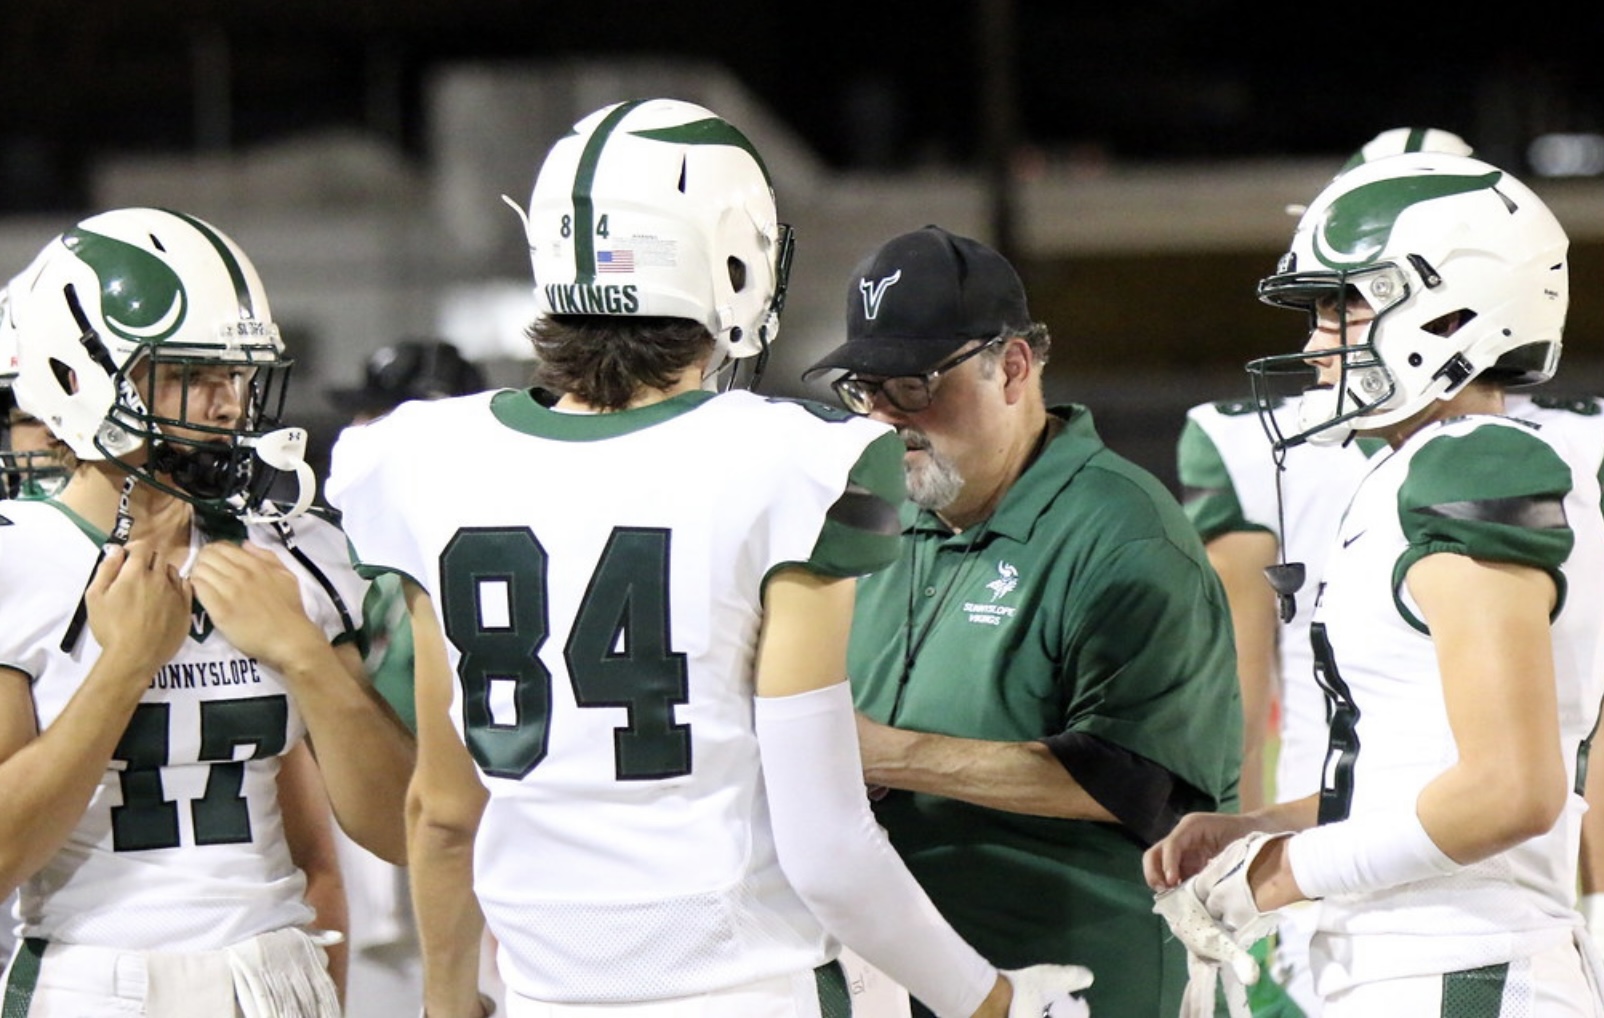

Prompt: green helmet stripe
xmin=1313 ymin=171 xmax=1504 ymax=269
xmin=63 ymin=228 xmax=189 ymax=343
xmin=571 ymin=100 xmax=646 ymax=285
xmin=165 ymin=208 xmax=255 ymax=319
xmin=1402 ymin=128 xmax=1431 ymax=153
xmin=629 ymin=118 xmax=773 ymax=188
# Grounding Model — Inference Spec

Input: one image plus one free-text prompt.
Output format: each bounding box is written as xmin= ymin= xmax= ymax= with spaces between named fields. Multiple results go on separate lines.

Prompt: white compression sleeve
xmin=755 ymin=683 xmax=998 ymax=1018
xmin=1286 ymin=807 xmax=1461 ymax=899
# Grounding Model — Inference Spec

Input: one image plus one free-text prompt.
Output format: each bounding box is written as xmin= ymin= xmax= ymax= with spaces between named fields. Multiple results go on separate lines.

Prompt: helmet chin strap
xmin=147 ymin=426 xmax=314 ymax=523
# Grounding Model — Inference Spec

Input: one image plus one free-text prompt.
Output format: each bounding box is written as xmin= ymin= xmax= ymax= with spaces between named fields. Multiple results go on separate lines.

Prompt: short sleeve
xmin=805 ymin=429 xmax=905 ymax=578
xmin=1061 ymin=535 xmax=1241 ymax=810
xmin=1176 ymin=415 xmax=1263 ymax=543
xmin=1394 ymin=425 xmax=1574 ymax=614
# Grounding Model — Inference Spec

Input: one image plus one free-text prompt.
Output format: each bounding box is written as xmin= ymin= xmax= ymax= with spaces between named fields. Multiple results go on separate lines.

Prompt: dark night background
xmin=5 ymin=0 xmax=1603 ymax=487
xmin=1 ymin=1 xmax=1598 ymax=211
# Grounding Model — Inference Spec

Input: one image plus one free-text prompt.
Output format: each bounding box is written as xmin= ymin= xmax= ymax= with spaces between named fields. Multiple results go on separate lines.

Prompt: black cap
xmin=328 ymin=340 xmax=487 ymax=416
xmin=802 ymin=225 xmax=1031 ymax=379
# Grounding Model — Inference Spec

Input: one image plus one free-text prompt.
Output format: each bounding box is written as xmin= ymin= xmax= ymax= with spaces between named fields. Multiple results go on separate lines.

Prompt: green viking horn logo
xmin=62 ymin=227 xmax=188 ymax=343
xmin=1312 ymin=171 xmax=1506 ymax=270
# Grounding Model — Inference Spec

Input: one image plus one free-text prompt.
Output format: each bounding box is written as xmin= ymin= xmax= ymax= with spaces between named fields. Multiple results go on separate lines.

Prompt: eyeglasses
xmin=832 ymin=337 xmax=1003 ymax=415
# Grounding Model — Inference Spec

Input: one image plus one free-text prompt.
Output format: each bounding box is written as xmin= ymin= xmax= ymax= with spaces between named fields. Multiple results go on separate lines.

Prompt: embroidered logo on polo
xmin=985 ymin=561 xmax=1018 ymax=600
xmin=860 ymin=270 xmax=902 ymax=320
xmin=963 ymin=560 xmax=1020 ymax=626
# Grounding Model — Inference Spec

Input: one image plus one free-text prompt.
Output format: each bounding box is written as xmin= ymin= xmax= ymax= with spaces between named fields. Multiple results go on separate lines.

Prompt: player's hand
xmin=1143 ymin=810 xmax=1262 ymax=891
xmin=86 ymin=541 xmax=192 ymax=675
xmin=1000 ymin=963 xmax=1094 ymax=1018
xmin=1152 ymin=833 xmax=1286 ymax=1018
xmin=190 ymin=541 xmax=323 ymax=670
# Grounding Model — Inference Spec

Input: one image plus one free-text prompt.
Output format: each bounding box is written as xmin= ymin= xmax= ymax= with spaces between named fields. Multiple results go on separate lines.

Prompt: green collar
xmin=905 ymin=404 xmax=1102 ymax=543
xmin=490 ymin=388 xmax=719 ymax=441
xmin=42 ymin=498 xmax=109 ymax=546
xmin=39 ymin=497 xmax=245 ymax=547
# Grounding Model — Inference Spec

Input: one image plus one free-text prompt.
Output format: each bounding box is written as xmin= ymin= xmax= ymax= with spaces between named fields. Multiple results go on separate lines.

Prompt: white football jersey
xmin=1181 ymin=394 xmax=1604 ymax=802
xmin=327 ymin=388 xmax=903 ymax=1004
xmin=1307 ymin=413 xmax=1604 ymax=986
xmin=0 ymin=498 xmax=366 ymax=949
xmin=1180 ymin=397 xmax=1381 ymax=800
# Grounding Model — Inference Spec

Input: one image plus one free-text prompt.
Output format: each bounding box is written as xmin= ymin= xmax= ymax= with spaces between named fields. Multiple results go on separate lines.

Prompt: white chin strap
xmin=1297 ymin=387 xmax=1354 ymax=447
xmin=236 ymin=426 xmax=315 ymax=523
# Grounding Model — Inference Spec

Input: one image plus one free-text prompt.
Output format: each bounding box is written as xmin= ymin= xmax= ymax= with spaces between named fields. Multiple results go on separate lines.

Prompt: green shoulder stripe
xmin=1394 ymin=425 xmax=1574 ymax=627
xmin=1175 ymin=418 xmax=1258 ymax=542
xmin=807 ymin=430 xmax=904 ymax=577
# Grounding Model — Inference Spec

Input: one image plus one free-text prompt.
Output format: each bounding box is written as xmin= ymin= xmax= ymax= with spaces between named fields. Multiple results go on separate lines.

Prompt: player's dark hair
xmin=528 ymin=316 xmax=716 ymax=411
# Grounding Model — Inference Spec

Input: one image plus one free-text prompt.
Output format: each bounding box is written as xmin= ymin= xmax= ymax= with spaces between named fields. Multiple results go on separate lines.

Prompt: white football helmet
xmin=1251 ymin=153 xmax=1567 ymax=449
xmin=512 ymin=98 xmax=794 ymax=373
xmin=6 ymin=207 xmax=313 ymax=519
xmin=0 ymin=287 xmax=67 ymax=499
xmin=1338 ymin=127 xmax=1474 ymax=175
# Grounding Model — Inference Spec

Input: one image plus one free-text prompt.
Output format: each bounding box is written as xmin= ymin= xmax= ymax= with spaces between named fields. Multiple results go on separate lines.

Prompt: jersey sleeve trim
xmin=1176 ymin=417 xmax=1259 ymax=542
xmin=805 ymin=431 xmax=904 ymax=578
xmin=1391 ymin=424 xmax=1575 ymax=633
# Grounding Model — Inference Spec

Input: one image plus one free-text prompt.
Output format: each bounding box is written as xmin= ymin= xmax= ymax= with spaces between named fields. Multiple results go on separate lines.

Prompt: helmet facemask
xmin=1249 ymin=267 xmax=1412 ymax=450
xmin=104 ymin=336 xmax=298 ymax=515
xmin=0 ymin=394 xmax=68 ymax=499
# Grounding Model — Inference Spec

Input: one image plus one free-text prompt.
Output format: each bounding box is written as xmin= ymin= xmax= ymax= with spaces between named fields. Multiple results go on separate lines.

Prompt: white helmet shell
xmin=519 ymin=98 xmax=791 ymax=363
xmin=1254 ymin=153 xmax=1567 ymax=447
xmin=1338 ymin=127 xmax=1474 ymax=175
xmin=6 ymin=207 xmax=310 ymax=518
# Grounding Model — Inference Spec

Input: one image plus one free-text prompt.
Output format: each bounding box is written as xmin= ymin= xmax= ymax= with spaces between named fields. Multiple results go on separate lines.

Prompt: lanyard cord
xmin=60 ymin=475 xmax=139 ymax=652
xmin=892 ymin=522 xmax=989 ymax=724
xmin=1263 ymin=445 xmax=1306 ymax=624
xmin=888 ymin=420 xmax=1052 ymax=721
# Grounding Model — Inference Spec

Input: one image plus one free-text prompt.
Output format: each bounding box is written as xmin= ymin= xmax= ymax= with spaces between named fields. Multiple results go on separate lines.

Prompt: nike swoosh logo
xmin=1342 ymin=530 xmax=1367 ymax=548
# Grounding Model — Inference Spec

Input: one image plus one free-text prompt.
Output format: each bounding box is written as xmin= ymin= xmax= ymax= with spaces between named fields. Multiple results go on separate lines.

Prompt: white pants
xmin=2 ymin=930 xmax=339 ymax=1018
xmin=1322 ymin=936 xmax=1604 ymax=1018
xmin=1273 ymin=901 xmax=1322 ymax=1017
xmin=504 ymin=965 xmax=849 ymax=1018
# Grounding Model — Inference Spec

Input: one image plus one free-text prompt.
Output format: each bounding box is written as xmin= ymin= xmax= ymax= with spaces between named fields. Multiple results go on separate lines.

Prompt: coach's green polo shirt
xmin=849 ymin=404 xmax=1240 ymax=1018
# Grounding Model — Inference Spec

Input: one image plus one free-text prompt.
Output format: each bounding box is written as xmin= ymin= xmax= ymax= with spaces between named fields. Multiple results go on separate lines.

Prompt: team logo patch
xmin=189 ymin=601 xmax=214 ymax=642
xmin=859 ymin=270 xmax=902 ymax=320
xmin=986 ymin=561 xmax=1019 ymax=601
xmin=963 ymin=560 xmax=1020 ymax=626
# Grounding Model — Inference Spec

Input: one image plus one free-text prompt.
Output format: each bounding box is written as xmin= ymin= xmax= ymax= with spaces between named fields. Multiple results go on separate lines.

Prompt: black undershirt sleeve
xmin=1039 ymin=730 xmax=1212 ymax=847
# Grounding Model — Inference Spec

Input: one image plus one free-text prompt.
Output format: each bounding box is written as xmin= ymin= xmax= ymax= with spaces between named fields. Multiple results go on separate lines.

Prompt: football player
xmin=1150 ymin=152 xmax=1604 ymax=1016
xmin=328 ymin=98 xmax=1094 ymax=1018
xmin=0 ymin=291 xmax=67 ymax=500
xmin=1175 ymin=128 xmax=1604 ymax=1016
xmin=0 ymin=208 xmax=414 ymax=1015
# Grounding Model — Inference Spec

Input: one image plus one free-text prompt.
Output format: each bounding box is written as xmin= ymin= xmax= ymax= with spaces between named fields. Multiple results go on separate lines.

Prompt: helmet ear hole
xmin=1422 ymin=309 xmax=1475 ymax=337
xmin=677 ymin=157 xmax=689 ymax=194
xmin=728 ymin=256 xmax=747 ymax=294
xmin=49 ymin=357 xmax=74 ymax=394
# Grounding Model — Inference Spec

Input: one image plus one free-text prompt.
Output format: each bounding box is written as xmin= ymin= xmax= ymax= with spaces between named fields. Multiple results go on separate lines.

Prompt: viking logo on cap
xmin=859 ymin=270 xmax=902 ymax=321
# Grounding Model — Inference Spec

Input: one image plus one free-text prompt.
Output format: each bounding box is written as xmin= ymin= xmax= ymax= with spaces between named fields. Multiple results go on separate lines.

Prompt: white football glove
xmin=1001 ymin=962 xmax=1095 ymax=1018
xmin=1153 ymin=832 xmax=1287 ymax=1018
